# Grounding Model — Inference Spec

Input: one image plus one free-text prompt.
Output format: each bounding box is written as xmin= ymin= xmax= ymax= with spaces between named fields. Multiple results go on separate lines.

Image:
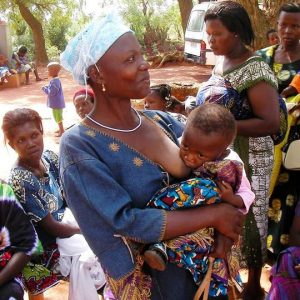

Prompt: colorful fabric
xmin=147 ymin=176 xmax=243 ymax=296
xmin=267 ymin=124 xmax=300 ymax=257
xmin=0 ymin=182 xmax=59 ymax=296
xmin=0 ymin=66 xmax=10 ymax=80
xmin=196 ymin=72 xmax=287 ymax=146
xmin=257 ymin=45 xmax=300 ymax=93
xmin=52 ymin=109 xmax=63 ymax=123
xmin=11 ymin=53 xmax=33 ymax=73
xmin=60 ymin=12 xmax=133 ymax=85
xmin=194 ymin=159 xmax=243 ymax=192
xmin=0 ymin=244 xmax=60 ymax=295
xmin=42 ymin=77 xmax=65 ymax=109
xmin=266 ymin=246 xmax=300 ymax=300
xmin=8 ymin=150 xmax=65 ymax=248
xmin=290 ymin=72 xmax=300 ymax=93
xmin=257 ymin=45 xmax=300 ymax=261
xmin=196 ymin=56 xmax=276 ymax=268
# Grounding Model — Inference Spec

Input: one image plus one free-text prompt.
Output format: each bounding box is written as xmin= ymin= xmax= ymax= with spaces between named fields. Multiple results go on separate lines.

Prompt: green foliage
xmin=118 ymin=0 xmax=183 ymax=54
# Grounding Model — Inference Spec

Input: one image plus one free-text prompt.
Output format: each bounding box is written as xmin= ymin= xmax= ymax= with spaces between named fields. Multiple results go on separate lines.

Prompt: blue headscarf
xmin=60 ymin=12 xmax=133 ymax=85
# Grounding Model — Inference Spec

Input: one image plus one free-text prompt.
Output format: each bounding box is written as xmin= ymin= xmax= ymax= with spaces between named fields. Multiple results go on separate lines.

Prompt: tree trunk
xmin=233 ymin=0 xmax=294 ymax=50
xmin=177 ymin=0 xmax=193 ymax=34
xmin=16 ymin=1 xmax=48 ymax=65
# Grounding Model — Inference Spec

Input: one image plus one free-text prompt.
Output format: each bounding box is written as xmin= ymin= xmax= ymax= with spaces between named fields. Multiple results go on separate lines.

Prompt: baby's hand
xmin=216 ymin=180 xmax=234 ymax=203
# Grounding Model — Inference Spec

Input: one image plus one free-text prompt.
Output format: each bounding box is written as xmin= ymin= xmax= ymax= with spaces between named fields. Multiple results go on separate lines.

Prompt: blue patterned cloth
xmin=60 ymin=12 xmax=133 ymax=85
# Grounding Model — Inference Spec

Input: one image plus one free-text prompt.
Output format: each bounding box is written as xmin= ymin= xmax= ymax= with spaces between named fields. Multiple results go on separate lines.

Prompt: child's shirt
xmin=193 ymin=149 xmax=254 ymax=215
xmin=289 ymin=71 xmax=300 ymax=94
xmin=42 ymin=77 xmax=65 ymax=109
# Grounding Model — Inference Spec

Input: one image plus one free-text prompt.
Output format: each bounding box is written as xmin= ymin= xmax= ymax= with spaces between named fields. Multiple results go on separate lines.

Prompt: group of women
xmin=1 ymin=2 xmax=300 ymax=300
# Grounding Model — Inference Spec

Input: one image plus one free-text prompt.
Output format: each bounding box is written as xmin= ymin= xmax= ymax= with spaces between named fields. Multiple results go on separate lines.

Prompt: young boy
xmin=144 ymin=104 xmax=255 ymax=297
xmin=42 ymin=62 xmax=65 ymax=137
xmin=266 ymin=29 xmax=280 ymax=46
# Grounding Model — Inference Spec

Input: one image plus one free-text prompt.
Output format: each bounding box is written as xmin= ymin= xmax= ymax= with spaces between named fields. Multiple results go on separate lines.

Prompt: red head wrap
xmin=73 ymin=89 xmax=95 ymax=104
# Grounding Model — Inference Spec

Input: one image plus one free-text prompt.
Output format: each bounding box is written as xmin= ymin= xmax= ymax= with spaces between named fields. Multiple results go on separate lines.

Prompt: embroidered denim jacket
xmin=59 ymin=110 xmax=184 ymax=280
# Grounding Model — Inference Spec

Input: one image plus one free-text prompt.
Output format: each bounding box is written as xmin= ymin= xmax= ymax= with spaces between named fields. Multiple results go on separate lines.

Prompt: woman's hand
xmin=212 ymin=203 xmax=243 ymax=243
xmin=210 ymin=231 xmax=234 ymax=259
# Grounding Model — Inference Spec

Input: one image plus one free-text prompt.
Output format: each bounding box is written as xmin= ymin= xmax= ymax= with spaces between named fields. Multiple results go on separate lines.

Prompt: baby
xmin=42 ymin=62 xmax=65 ymax=137
xmin=144 ymin=104 xmax=254 ymax=296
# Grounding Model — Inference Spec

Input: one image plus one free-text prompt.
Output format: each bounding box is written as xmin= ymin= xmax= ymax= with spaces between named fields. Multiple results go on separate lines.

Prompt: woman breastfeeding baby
xmin=2 ymin=108 xmax=105 ymax=300
xmin=142 ymin=104 xmax=254 ymax=297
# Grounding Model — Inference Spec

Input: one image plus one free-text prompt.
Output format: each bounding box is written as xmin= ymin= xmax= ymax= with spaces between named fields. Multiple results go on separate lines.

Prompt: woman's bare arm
xmin=236 ymin=81 xmax=280 ymax=137
xmin=164 ymin=202 xmax=243 ymax=243
xmin=0 ymin=252 xmax=30 ymax=286
xmin=38 ymin=213 xmax=81 ymax=238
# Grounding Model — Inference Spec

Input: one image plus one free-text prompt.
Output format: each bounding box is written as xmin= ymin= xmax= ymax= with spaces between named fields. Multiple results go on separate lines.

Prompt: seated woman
xmin=0 ymin=180 xmax=38 ymax=300
xmin=0 ymin=54 xmax=17 ymax=85
xmin=73 ymin=88 xmax=95 ymax=119
xmin=2 ymin=108 xmax=106 ymax=300
xmin=11 ymin=46 xmax=42 ymax=85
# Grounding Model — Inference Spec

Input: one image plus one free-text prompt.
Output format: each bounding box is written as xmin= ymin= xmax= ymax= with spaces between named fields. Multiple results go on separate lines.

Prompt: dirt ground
xmin=0 ymin=62 xmax=271 ymax=299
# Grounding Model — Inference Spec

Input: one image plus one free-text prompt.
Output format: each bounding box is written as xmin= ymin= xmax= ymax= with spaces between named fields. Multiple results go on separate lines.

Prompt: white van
xmin=184 ymin=1 xmax=218 ymax=66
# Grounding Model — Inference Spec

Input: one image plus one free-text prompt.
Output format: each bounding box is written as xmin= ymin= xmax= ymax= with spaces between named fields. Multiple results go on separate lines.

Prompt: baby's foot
xmin=143 ymin=246 xmax=168 ymax=271
xmin=36 ymin=77 xmax=43 ymax=82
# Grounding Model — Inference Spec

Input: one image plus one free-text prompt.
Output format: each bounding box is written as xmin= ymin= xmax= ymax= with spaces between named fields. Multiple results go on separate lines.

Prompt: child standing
xmin=143 ymin=104 xmax=255 ymax=297
xmin=42 ymin=62 xmax=65 ymax=137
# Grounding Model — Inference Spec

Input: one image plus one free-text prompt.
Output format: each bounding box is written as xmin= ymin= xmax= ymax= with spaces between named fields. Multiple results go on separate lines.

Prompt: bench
xmin=2 ymin=73 xmax=26 ymax=89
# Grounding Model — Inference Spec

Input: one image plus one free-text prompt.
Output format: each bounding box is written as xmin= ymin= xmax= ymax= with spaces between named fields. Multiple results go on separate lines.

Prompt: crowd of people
xmin=1 ymin=2 xmax=300 ymax=300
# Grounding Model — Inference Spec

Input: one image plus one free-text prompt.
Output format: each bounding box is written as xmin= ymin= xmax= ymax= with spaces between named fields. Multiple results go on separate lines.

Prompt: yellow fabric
xmin=269 ymin=94 xmax=300 ymax=196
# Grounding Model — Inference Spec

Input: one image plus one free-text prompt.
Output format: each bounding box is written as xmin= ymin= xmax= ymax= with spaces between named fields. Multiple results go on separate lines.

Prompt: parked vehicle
xmin=184 ymin=1 xmax=218 ymax=66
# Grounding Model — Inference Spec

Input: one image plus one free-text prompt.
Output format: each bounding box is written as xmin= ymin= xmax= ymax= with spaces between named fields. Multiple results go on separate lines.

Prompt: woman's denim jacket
xmin=59 ymin=110 xmax=184 ymax=280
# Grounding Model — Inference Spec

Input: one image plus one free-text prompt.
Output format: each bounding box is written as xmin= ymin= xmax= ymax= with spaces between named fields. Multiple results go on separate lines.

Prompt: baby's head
xmin=47 ymin=62 xmax=61 ymax=77
xmin=180 ymin=104 xmax=236 ymax=169
xmin=266 ymin=29 xmax=280 ymax=46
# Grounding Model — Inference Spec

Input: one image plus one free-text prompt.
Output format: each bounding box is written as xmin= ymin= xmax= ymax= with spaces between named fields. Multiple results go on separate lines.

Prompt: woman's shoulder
xmin=224 ymin=56 xmax=278 ymax=92
xmin=141 ymin=109 xmax=184 ymax=139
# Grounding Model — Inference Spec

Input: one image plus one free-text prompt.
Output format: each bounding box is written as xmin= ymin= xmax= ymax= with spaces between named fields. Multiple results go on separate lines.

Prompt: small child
xmin=266 ymin=29 xmax=280 ymax=46
xmin=73 ymin=89 xmax=95 ymax=119
xmin=143 ymin=104 xmax=255 ymax=296
xmin=281 ymin=71 xmax=300 ymax=99
xmin=42 ymin=62 xmax=65 ymax=137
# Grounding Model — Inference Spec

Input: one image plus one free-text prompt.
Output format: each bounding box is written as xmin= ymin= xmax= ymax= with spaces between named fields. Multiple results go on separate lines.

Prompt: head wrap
xmin=73 ymin=89 xmax=95 ymax=104
xmin=60 ymin=12 xmax=133 ymax=85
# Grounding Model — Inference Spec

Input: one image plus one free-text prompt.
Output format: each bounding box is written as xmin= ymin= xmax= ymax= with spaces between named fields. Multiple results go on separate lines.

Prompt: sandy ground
xmin=0 ymin=63 xmax=271 ymax=299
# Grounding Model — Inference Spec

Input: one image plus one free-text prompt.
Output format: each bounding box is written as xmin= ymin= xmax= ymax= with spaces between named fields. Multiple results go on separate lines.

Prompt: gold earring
xmin=102 ymin=83 xmax=106 ymax=92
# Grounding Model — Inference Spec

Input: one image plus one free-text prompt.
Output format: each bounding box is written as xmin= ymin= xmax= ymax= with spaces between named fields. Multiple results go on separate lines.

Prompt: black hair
xmin=150 ymin=84 xmax=172 ymax=102
xmin=18 ymin=46 xmax=28 ymax=54
xmin=187 ymin=104 xmax=236 ymax=142
xmin=2 ymin=108 xmax=43 ymax=144
xmin=167 ymin=96 xmax=183 ymax=110
xmin=204 ymin=1 xmax=254 ymax=47
xmin=278 ymin=3 xmax=300 ymax=15
xmin=266 ymin=29 xmax=278 ymax=39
